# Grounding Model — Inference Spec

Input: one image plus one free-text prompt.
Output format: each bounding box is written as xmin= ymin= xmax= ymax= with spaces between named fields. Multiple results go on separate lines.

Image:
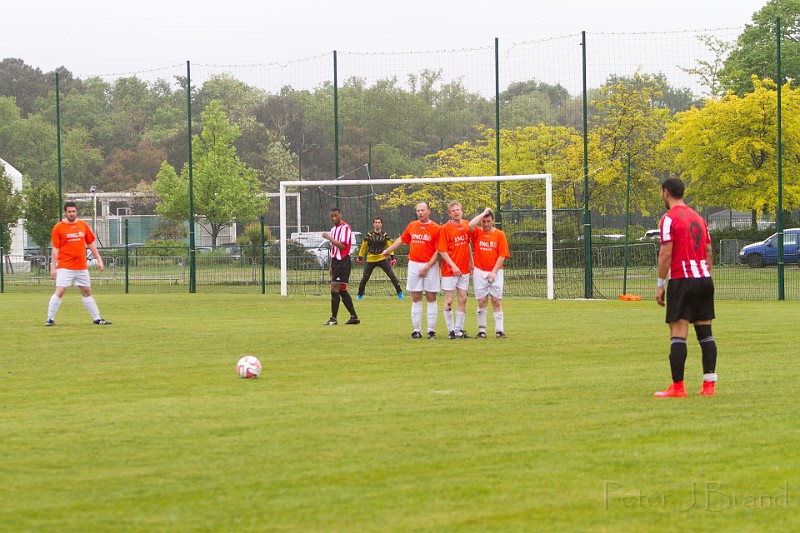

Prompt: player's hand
xmin=655 ymin=287 xmax=665 ymax=306
xmin=322 ymin=232 xmax=331 ymax=240
xmin=97 ymin=259 xmax=105 ymax=272
xmin=357 ymin=257 xmax=363 ymax=265
xmin=487 ymin=271 xmax=496 ymax=283
xmin=381 ymin=250 xmax=390 ymax=258
xmin=452 ymin=266 xmax=462 ymax=276
xmin=390 ymin=258 xmax=397 ymax=267
xmin=419 ymin=266 xmax=429 ymax=277
xmin=49 ymin=266 xmax=56 ymax=280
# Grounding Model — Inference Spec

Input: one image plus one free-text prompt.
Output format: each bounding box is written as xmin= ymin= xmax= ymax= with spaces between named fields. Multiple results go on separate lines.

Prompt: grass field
xmin=1 ymin=293 xmax=798 ymax=532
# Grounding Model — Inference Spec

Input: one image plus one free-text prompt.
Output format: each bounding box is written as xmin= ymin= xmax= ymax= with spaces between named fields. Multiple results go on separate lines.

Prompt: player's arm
xmin=382 ymin=237 xmax=404 ymax=257
xmin=49 ymin=246 xmax=60 ymax=279
xmin=87 ymin=241 xmax=105 ymax=272
xmin=385 ymin=236 xmax=395 ymax=256
xmin=358 ymin=238 xmax=368 ymax=258
xmin=705 ymin=242 xmax=713 ymax=268
xmin=655 ymin=241 xmax=672 ymax=306
xmin=439 ymin=250 xmax=461 ymax=276
xmin=468 ymin=207 xmax=492 ymax=230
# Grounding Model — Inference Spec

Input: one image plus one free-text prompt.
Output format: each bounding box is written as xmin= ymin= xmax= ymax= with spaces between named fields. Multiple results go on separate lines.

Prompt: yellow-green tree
xmin=376 ymin=125 xmax=584 ymax=215
xmin=659 ymin=78 xmax=800 ymax=217
xmin=588 ymin=72 xmax=672 ymax=216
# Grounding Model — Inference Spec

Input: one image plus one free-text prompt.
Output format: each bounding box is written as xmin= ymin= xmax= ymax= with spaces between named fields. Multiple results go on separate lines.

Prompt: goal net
xmin=278 ymin=174 xmax=554 ymax=299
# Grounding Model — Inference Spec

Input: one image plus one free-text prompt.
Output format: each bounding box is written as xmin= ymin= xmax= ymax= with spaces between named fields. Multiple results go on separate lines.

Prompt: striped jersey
xmin=329 ymin=221 xmax=352 ymax=260
xmin=660 ymin=204 xmax=712 ymax=279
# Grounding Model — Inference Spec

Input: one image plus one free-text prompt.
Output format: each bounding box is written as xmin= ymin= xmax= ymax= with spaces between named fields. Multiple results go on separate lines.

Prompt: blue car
xmin=739 ymin=228 xmax=800 ymax=268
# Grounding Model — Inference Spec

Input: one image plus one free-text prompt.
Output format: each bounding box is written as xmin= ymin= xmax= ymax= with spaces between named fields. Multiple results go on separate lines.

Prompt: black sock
xmin=340 ymin=290 xmax=357 ymax=318
xmin=695 ymin=324 xmax=717 ymax=375
xmin=669 ymin=337 xmax=687 ymax=383
xmin=331 ymin=291 xmax=341 ymax=319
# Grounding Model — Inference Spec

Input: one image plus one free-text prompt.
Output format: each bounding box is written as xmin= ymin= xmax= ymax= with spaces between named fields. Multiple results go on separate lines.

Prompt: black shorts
xmin=330 ymin=256 xmax=352 ymax=284
xmin=665 ymin=277 xmax=715 ymax=324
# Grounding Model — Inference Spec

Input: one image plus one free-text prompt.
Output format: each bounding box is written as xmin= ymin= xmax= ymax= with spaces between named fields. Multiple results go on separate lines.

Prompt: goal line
xmin=278 ymin=174 xmax=554 ymax=299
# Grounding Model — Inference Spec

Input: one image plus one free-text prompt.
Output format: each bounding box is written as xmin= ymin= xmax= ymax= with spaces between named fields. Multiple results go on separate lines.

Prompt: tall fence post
xmin=55 ymin=72 xmax=63 ymax=222
xmin=0 ymin=224 xmax=5 ymax=293
xmin=124 ymin=219 xmax=129 ymax=294
xmin=186 ymin=60 xmax=197 ymax=294
xmin=494 ymin=37 xmax=502 ymax=228
xmin=260 ymin=216 xmax=266 ymax=295
xmin=776 ymin=17 xmax=785 ymax=300
xmin=333 ymin=50 xmax=340 ymax=205
xmin=623 ymin=153 xmax=631 ymax=296
xmin=581 ymin=31 xmax=593 ymax=298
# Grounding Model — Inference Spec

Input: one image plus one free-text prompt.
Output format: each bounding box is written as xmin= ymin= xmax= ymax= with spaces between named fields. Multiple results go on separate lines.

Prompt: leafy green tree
xmin=680 ymin=35 xmax=736 ymax=98
xmin=154 ymin=100 xmax=268 ymax=247
xmin=100 ymin=139 xmax=168 ymax=191
xmin=721 ymin=0 xmax=800 ymax=95
xmin=22 ymin=181 xmax=60 ymax=253
xmin=0 ymin=58 xmax=48 ymax=118
xmin=0 ymin=167 xmax=23 ymax=253
xmin=659 ymin=78 xmax=800 ymax=218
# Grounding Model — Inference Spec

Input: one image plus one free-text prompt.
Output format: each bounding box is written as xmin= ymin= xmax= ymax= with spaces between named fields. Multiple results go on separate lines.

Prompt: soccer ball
xmin=236 ymin=355 xmax=261 ymax=379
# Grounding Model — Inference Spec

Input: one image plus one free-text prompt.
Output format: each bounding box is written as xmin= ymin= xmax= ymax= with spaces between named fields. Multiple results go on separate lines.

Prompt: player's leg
xmin=490 ymin=272 xmax=505 ymax=338
xmin=475 ymin=296 xmax=489 ymax=338
xmin=378 ymin=259 xmax=403 ymax=298
xmin=422 ymin=262 xmax=440 ymax=338
xmin=326 ymin=280 xmax=342 ymax=325
xmin=454 ymin=281 xmax=469 ymax=338
xmin=357 ymin=260 xmax=378 ymax=298
xmin=407 ymin=261 xmax=425 ymax=337
xmin=46 ymin=281 xmax=67 ymax=326
xmin=337 ymin=260 xmax=358 ymax=324
xmin=655 ymin=280 xmax=689 ymax=397
xmin=694 ymin=278 xmax=717 ymax=395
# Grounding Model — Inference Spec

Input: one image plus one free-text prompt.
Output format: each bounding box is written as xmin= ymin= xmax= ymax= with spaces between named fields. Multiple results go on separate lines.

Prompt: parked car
xmin=309 ymin=232 xmax=362 ymax=268
xmin=739 ymin=228 xmax=800 ymax=268
xmin=639 ymin=229 xmax=660 ymax=241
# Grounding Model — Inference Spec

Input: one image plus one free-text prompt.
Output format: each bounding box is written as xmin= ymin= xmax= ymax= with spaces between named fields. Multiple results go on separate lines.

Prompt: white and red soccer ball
xmin=236 ymin=355 xmax=262 ymax=379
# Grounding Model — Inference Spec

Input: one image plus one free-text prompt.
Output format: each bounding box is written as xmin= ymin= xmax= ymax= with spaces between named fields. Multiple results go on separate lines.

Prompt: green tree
xmin=22 ymin=181 xmax=60 ymax=253
xmin=680 ymin=34 xmax=736 ymax=98
xmin=721 ymin=0 xmax=800 ymax=95
xmin=659 ymin=78 xmax=800 ymax=218
xmin=154 ymin=100 xmax=268 ymax=247
xmin=0 ymin=167 xmax=23 ymax=253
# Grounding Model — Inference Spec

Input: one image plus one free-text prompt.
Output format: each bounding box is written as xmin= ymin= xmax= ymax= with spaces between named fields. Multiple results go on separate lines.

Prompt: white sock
xmin=476 ymin=308 xmax=487 ymax=332
xmin=426 ymin=301 xmax=438 ymax=333
xmin=494 ymin=311 xmax=504 ymax=333
xmin=455 ymin=311 xmax=466 ymax=332
xmin=48 ymin=294 xmax=62 ymax=321
xmin=411 ymin=301 xmax=423 ymax=332
xmin=443 ymin=308 xmax=454 ymax=332
xmin=82 ymin=296 xmax=101 ymax=321
xmin=703 ymin=373 xmax=718 ymax=383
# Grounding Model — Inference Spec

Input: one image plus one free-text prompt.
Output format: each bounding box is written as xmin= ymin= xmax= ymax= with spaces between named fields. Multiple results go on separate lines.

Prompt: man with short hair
xmin=356 ymin=217 xmax=403 ymax=300
xmin=654 ymin=178 xmax=718 ymax=398
xmin=322 ymin=207 xmax=359 ymax=326
xmin=46 ymin=201 xmax=111 ymax=326
xmin=382 ymin=202 xmax=440 ymax=339
xmin=439 ymin=201 xmax=472 ymax=339
xmin=468 ymin=207 xmax=510 ymax=338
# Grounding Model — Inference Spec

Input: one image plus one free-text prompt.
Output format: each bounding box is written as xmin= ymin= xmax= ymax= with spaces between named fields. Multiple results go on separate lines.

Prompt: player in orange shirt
xmin=46 ymin=202 xmax=111 ymax=326
xmin=439 ymin=201 xmax=472 ymax=339
xmin=468 ymin=207 xmax=510 ymax=338
xmin=383 ymin=202 xmax=440 ymax=339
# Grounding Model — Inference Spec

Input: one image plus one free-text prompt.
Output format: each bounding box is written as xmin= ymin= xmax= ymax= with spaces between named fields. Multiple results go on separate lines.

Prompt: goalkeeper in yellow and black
xmin=356 ymin=217 xmax=404 ymax=300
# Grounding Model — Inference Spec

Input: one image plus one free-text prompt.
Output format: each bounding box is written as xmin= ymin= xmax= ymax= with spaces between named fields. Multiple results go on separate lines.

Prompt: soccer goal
xmin=278 ymin=174 xmax=554 ymax=299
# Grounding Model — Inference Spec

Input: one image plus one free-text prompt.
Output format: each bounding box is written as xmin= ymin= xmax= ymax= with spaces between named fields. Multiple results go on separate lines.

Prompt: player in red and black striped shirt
xmin=322 ymin=207 xmax=359 ymax=326
xmin=654 ymin=178 xmax=718 ymax=398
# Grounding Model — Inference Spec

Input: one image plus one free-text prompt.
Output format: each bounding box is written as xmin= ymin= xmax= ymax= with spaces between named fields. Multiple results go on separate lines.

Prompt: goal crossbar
xmin=278 ymin=174 xmax=554 ymax=299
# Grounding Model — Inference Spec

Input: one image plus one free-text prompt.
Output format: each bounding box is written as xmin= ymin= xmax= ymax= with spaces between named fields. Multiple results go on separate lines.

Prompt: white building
xmin=1 ymin=157 xmax=25 ymax=259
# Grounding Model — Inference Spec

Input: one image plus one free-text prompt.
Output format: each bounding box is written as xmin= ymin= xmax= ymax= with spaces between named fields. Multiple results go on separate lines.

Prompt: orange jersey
xmin=401 ymin=220 xmax=440 ymax=263
xmin=471 ymin=227 xmax=510 ymax=271
xmin=52 ymin=219 xmax=95 ymax=270
xmin=438 ymin=219 xmax=471 ymax=276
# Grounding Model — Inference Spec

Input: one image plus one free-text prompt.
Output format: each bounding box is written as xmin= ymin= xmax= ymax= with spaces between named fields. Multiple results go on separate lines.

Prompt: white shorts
xmin=473 ymin=268 xmax=504 ymax=299
xmin=406 ymin=260 xmax=440 ymax=294
xmin=55 ymin=268 xmax=91 ymax=288
xmin=441 ymin=273 xmax=470 ymax=292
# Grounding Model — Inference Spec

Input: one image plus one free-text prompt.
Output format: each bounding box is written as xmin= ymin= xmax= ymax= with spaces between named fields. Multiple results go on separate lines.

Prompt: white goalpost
xmin=278 ymin=174 xmax=554 ymax=299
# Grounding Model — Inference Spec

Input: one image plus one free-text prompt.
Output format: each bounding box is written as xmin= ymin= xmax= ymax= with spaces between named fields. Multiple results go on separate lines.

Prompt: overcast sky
xmin=2 ymin=0 xmax=769 ymax=77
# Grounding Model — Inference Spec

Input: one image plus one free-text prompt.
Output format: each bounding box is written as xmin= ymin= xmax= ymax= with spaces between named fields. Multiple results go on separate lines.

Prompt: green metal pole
xmin=623 ymin=153 xmax=631 ymax=296
xmin=581 ymin=31 xmax=593 ymax=298
xmin=187 ymin=60 xmax=196 ymax=293
xmin=776 ymin=17 xmax=785 ymax=300
xmin=366 ymin=141 xmax=372 ymax=232
xmin=55 ymin=72 xmax=63 ymax=221
xmin=260 ymin=216 xmax=266 ymax=294
xmin=124 ymin=219 xmax=129 ymax=294
xmin=494 ymin=37 xmax=502 ymax=228
xmin=333 ymin=50 xmax=340 ymax=206
xmin=0 ymin=224 xmax=4 ymax=293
